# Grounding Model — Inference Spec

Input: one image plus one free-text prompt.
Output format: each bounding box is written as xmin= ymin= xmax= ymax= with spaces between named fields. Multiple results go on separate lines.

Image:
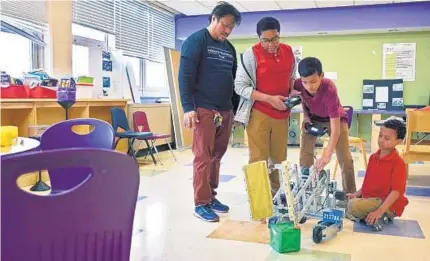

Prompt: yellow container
xmin=0 ymin=126 xmax=18 ymax=147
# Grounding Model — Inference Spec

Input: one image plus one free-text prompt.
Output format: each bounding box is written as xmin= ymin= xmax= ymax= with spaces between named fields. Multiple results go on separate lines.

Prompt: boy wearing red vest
xmin=347 ymin=118 xmax=409 ymax=231
xmin=234 ymin=17 xmax=299 ymax=196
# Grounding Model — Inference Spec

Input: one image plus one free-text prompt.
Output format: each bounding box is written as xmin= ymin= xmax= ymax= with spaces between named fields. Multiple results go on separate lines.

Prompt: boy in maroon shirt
xmin=346 ymin=118 xmax=408 ymax=231
xmin=293 ymin=57 xmax=356 ymax=197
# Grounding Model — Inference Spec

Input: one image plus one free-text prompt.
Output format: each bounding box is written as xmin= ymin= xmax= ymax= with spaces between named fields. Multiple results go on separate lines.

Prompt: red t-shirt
xmin=361 ymin=149 xmax=409 ymax=216
xmin=294 ymin=78 xmax=348 ymax=123
xmin=253 ymin=43 xmax=295 ymax=119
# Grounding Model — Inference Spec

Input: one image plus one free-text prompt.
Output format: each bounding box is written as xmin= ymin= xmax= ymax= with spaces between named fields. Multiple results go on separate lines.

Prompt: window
xmin=123 ymin=55 xmax=142 ymax=90
xmin=72 ymin=23 xmax=106 ymax=42
xmin=72 ymin=44 xmax=89 ymax=77
xmin=0 ymin=32 xmax=32 ymax=79
xmin=144 ymin=60 xmax=167 ymax=91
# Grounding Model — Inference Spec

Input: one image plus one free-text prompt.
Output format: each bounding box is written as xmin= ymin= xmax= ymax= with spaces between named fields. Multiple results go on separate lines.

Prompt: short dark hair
xmin=383 ymin=118 xmax=406 ymax=140
xmin=209 ymin=1 xmax=241 ymax=26
xmin=256 ymin=17 xmax=280 ymax=37
xmin=298 ymin=57 xmax=323 ymax=77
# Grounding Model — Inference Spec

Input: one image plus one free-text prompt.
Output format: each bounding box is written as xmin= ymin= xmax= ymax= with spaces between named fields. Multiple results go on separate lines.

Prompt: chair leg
xmin=152 ymin=140 xmax=163 ymax=165
xmin=144 ymin=139 xmax=157 ymax=165
xmin=127 ymin=138 xmax=137 ymax=161
xmin=360 ymin=141 xmax=368 ymax=170
xmin=166 ymin=138 xmax=177 ymax=161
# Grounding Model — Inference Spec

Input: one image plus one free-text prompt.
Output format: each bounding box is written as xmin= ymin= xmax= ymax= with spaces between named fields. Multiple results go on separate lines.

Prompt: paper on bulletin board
xmin=382 ymin=43 xmax=416 ymax=81
xmin=375 ymin=86 xmax=389 ymax=103
xmin=292 ymin=46 xmax=303 ymax=78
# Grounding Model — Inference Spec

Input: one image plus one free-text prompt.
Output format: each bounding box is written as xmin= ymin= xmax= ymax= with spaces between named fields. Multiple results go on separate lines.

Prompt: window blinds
xmin=72 ymin=0 xmax=115 ymax=34
xmin=0 ymin=0 xmax=47 ymax=32
xmin=72 ymin=0 xmax=175 ymax=62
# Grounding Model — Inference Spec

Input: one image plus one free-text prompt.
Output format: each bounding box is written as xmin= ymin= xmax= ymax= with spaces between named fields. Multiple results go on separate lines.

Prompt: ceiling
xmin=153 ymin=0 xmax=426 ymax=16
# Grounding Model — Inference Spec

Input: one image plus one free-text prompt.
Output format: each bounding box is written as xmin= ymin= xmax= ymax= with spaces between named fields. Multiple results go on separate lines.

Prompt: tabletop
xmin=0 ymin=137 xmax=40 ymax=156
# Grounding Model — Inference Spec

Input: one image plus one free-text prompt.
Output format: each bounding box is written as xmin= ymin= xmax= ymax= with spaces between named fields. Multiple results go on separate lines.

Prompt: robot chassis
xmin=268 ymin=161 xmax=346 ymax=244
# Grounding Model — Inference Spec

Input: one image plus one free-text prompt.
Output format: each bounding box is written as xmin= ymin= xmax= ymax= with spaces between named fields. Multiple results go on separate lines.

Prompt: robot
xmin=243 ymin=160 xmax=345 ymax=245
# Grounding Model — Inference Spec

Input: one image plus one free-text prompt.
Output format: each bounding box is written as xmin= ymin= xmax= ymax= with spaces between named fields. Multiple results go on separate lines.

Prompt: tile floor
xmin=131 ymin=147 xmax=430 ymax=261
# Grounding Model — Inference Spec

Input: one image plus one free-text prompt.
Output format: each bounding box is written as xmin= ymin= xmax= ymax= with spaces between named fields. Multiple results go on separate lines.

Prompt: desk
xmin=0 ymin=98 xmax=129 ymax=152
xmin=0 ymin=137 xmax=40 ymax=156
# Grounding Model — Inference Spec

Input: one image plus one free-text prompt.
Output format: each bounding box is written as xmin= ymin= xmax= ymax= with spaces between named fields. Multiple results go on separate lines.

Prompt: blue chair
xmin=111 ymin=107 xmax=155 ymax=164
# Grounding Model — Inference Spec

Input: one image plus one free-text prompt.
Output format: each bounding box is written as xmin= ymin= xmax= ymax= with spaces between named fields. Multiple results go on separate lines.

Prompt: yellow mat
xmin=207 ymin=219 xmax=270 ymax=244
xmin=243 ymin=161 xmax=273 ymax=220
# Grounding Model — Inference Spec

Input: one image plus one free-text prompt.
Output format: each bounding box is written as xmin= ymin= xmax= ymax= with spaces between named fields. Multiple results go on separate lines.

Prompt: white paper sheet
xmin=363 ymin=99 xmax=373 ymax=107
xmin=375 ymin=86 xmax=389 ymax=103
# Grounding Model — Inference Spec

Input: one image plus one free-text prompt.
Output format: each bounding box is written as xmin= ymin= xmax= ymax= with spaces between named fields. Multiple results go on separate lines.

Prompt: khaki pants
xmin=246 ymin=109 xmax=289 ymax=197
xmin=348 ymin=198 xmax=395 ymax=220
xmin=299 ymin=120 xmax=357 ymax=193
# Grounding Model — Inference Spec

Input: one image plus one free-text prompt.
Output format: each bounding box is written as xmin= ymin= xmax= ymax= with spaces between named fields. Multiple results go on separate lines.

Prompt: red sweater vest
xmin=253 ymin=43 xmax=295 ymax=119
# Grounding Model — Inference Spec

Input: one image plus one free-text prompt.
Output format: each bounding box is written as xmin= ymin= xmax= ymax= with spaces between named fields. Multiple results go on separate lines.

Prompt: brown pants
xmin=246 ymin=109 xmax=289 ymax=197
xmin=299 ymin=120 xmax=357 ymax=193
xmin=348 ymin=198 xmax=395 ymax=220
xmin=193 ymin=108 xmax=233 ymax=206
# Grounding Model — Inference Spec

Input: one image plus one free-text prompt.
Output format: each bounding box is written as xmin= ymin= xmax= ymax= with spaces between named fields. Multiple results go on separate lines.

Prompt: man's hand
xmin=268 ymin=95 xmax=287 ymax=111
xmin=290 ymin=89 xmax=301 ymax=97
xmin=315 ymin=153 xmax=331 ymax=172
xmin=366 ymin=208 xmax=385 ymax=225
xmin=184 ymin=111 xmax=199 ymax=129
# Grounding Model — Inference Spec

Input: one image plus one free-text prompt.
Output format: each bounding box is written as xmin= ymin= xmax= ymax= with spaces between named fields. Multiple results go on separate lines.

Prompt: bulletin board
xmin=362 ymin=79 xmax=404 ymax=111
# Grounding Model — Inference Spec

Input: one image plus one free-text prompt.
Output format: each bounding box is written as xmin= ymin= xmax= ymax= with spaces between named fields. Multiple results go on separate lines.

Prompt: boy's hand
xmin=268 ymin=95 xmax=287 ymax=111
xmin=302 ymin=117 xmax=312 ymax=133
xmin=315 ymin=154 xmax=331 ymax=172
xmin=290 ymin=89 xmax=301 ymax=97
xmin=366 ymin=209 xmax=385 ymax=225
xmin=346 ymin=193 xmax=358 ymax=199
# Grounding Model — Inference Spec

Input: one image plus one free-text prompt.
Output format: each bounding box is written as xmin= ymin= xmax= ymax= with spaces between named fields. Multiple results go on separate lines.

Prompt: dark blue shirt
xmin=178 ymin=28 xmax=237 ymax=113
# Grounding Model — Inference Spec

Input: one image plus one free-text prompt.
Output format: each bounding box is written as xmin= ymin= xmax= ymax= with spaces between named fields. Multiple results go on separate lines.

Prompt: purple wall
xmin=175 ymin=2 xmax=430 ymax=41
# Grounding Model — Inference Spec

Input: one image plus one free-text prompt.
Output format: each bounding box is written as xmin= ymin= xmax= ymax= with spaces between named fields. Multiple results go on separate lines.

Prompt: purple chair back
xmin=343 ymin=106 xmax=354 ymax=129
xmin=40 ymin=118 xmax=115 ymax=193
xmin=1 ymin=148 xmax=139 ymax=261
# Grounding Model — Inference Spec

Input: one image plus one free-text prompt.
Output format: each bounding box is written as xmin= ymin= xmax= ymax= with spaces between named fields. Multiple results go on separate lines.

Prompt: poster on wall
xmin=292 ymin=46 xmax=303 ymax=78
xmin=382 ymin=43 xmax=416 ymax=81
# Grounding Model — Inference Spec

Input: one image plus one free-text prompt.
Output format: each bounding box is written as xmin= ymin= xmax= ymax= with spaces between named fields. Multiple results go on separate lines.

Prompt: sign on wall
xmin=382 ymin=43 xmax=416 ymax=81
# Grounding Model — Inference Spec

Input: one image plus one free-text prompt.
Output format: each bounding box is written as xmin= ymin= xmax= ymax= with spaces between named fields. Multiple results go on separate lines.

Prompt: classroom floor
xmin=130 ymin=146 xmax=430 ymax=261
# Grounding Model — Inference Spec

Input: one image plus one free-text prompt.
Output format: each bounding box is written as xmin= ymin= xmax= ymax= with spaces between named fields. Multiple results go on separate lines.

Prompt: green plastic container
xmin=269 ymin=222 xmax=301 ymax=253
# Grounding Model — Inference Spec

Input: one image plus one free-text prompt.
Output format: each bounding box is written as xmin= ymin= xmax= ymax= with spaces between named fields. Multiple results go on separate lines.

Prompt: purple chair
xmin=1 ymin=147 xmax=139 ymax=261
xmin=40 ymin=118 xmax=115 ymax=193
xmin=343 ymin=105 xmax=354 ymax=129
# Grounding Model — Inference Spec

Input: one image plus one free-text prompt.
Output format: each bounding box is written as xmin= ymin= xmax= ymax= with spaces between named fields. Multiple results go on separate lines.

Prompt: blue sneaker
xmin=194 ymin=205 xmax=219 ymax=222
xmin=210 ymin=198 xmax=230 ymax=213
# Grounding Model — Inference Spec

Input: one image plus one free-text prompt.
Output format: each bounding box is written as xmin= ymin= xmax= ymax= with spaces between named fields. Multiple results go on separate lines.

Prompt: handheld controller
xmin=304 ymin=123 xmax=328 ymax=137
xmin=284 ymin=96 xmax=302 ymax=109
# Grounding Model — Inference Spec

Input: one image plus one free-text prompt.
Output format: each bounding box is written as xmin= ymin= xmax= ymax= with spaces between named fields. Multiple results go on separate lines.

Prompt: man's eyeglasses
xmin=260 ymin=35 xmax=280 ymax=44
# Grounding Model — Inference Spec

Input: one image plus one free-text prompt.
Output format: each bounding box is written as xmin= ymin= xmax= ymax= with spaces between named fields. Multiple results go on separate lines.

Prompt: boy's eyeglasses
xmin=260 ymin=35 xmax=280 ymax=44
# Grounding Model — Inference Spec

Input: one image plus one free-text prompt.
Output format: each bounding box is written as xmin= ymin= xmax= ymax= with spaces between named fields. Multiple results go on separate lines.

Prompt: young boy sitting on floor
xmin=346 ymin=117 xmax=409 ymax=231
